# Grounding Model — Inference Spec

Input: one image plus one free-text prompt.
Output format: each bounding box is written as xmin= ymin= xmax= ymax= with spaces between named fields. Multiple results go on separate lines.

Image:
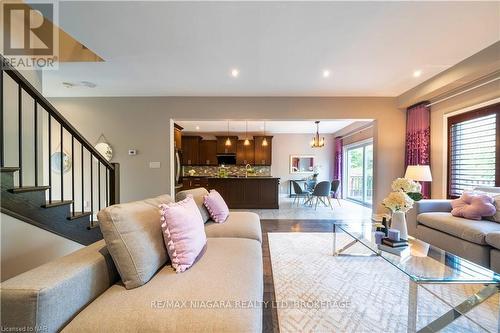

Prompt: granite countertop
xmin=210 ymin=176 xmax=280 ymax=179
xmin=183 ymin=175 xmax=279 ymax=179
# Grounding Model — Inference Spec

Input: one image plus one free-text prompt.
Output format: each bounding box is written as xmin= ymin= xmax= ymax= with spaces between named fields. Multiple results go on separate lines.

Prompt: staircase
xmin=1 ymin=55 xmax=119 ymax=245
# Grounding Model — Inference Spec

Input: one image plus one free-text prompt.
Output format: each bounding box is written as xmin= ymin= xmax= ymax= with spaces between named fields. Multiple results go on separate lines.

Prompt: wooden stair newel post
xmin=109 ymin=163 xmax=120 ymax=205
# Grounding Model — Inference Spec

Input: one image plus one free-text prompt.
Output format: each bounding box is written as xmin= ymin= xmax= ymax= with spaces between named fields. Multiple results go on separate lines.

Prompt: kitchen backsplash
xmin=182 ymin=165 xmax=271 ymax=177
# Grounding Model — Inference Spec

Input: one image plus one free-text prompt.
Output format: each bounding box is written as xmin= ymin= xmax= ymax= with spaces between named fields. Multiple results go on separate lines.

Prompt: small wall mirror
xmin=290 ymin=155 xmax=315 ymax=174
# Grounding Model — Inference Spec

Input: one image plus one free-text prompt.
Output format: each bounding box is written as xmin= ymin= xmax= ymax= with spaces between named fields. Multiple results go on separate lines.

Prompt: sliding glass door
xmin=344 ymin=140 xmax=373 ymax=206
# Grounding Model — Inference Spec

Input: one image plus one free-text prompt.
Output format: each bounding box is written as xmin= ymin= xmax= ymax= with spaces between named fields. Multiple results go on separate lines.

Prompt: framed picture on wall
xmin=290 ymin=155 xmax=315 ymax=174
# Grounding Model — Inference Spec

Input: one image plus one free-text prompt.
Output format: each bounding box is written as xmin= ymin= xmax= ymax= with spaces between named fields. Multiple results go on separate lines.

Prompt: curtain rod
xmin=425 ymin=75 xmax=500 ymax=108
xmin=338 ymin=124 xmax=373 ymax=140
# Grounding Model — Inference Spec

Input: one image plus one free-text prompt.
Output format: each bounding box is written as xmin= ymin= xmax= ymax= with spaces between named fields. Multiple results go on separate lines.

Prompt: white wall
xmin=271 ymin=133 xmax=335 ymax=195
xmin=0 ymin=214 xmax=83 ymax=281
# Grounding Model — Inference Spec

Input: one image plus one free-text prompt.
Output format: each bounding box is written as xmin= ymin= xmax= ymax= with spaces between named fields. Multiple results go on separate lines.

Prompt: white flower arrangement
xmin=382 ymin=191 xmax=414 ymax=213
xmin=391 ymin=178 xmax=421 ymax=193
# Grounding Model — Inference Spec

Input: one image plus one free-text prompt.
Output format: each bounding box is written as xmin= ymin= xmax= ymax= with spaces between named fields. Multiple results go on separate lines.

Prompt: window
xmin=447 ymin=103 xmax=500 ymax=198
xmin=343 ymin=139 xmax=373 ymax=206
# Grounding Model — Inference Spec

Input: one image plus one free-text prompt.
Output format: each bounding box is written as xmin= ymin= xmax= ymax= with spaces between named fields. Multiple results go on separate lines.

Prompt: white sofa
xmin=407 ymin=187 xmax=500 ymax=271
xmin=1 ymin=188 xmax=263 ymax=332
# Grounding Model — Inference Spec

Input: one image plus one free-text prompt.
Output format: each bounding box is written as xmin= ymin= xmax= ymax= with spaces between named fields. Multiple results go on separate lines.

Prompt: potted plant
xmin=382 ymin=178 xmax=423 ymax=240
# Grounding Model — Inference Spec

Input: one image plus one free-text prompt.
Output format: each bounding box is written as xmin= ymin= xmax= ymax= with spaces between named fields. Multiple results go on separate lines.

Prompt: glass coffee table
xmin=333 ymin=223 xmax=500 ymax=333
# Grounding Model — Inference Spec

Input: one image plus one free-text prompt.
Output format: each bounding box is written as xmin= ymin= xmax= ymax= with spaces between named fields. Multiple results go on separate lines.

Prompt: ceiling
xmin=43 ymin=1 xmax=500 ymax=97
xmin=176 ymin=120 xmax=367 ymax=135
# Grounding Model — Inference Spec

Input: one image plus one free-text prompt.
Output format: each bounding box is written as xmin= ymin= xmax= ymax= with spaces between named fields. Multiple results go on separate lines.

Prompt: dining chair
xmin=330 ymin=179 xmax=341 ymax=206
xmin=310 ymin=181 xmax=333 ymax=210
xmin=291 ymin=180 xmax=311 ymax=207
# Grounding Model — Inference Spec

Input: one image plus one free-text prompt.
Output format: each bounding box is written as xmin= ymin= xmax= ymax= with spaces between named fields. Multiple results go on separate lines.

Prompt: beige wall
xmin=3 ymin=70 xmax=44 ymax=185
xmin=398 ymin=42 xmax=500 ymax=108
xmin=396 ymin=42 xmax=500 ymax=199
xmin=1 ymin=214 xmax=83 ymax=281
xmin=2 ymin=69 xmax=85 ymax=280
xmin=271 ymin=133 xmax=335 ymax=195
xmin=430 ymin=81 xmax=500 ymax=198
xmin=50 ymin=97 xmax=405 ymax=211
xmin=337 ymin=126 xmax=374 ymax=146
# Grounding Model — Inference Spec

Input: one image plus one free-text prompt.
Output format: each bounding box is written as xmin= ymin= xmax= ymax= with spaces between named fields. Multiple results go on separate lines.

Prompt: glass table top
xmin=334 ymin=223 xmax=500 ymax=284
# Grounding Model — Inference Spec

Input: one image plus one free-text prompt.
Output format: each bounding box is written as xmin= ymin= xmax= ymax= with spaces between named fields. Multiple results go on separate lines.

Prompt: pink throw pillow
xmin=204 ymin=190 xmax=229 ymax=223
xmin=451 ymin=192 xmax=496 ymax=220
xmin=159 ymin=195 xmax=207 ymax=273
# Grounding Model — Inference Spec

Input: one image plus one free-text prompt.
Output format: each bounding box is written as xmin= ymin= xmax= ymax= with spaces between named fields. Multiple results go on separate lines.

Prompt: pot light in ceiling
xmin=195 ymin=126 xmax=200 ymax=131
xmin=80 ymin=81 xmax=97 ymax=88
xmin=231 ymin=69 xmax=239 ymax=78
xmin=413 ymin=70 xmax=422 ymax=78
xmin=62 ymin=81 xmax=97 ymax=88
xmin=322 ymin=70 xmax=331 ymax=78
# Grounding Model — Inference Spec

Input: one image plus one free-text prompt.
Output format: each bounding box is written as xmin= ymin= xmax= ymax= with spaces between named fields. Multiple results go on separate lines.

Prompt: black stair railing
xmin=1 ymin=54 xmax=119 ymax=229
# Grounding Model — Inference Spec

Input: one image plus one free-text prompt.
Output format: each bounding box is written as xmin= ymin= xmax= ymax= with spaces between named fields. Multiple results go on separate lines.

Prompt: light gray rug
xmin=268 ymin=232 xmax=498 ymax=333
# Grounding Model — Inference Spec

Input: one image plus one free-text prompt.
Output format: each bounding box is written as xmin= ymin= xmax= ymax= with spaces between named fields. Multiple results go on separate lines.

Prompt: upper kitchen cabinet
xmin=236 ymin=140 xmax=255 ymax=165
xmin=216 ymin=136 xmax=238 ymax=154
xmin=174 ymin=123 xmax=183 ymax=150
xmin=199 ymin=140 xmax=218 ymax=166
xmin=182 ymin=136 xmax=201 ymax=165
xmin=253 ymin=136 xmax=273 ymax=165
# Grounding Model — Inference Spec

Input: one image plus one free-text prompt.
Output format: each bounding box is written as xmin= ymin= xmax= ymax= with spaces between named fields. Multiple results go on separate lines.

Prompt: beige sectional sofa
xmin=1 ymin=188 xmax=263 ymax=333
xmin=407 ymin=186 xmax=500 ymax=272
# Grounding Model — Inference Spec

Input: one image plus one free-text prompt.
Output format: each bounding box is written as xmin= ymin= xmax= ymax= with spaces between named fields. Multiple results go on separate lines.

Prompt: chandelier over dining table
xmin=311 ymin=121 xmax=325 ymax=148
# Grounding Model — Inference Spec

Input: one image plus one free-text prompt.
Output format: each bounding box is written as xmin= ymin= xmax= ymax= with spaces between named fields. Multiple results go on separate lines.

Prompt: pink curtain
xmin=333 ymin=137 xmax=343 ymax=197
xmin=406 ymin=102 xmax=431 ymax=198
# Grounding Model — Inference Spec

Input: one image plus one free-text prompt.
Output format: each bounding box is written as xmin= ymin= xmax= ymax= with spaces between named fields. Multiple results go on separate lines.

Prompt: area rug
xmin=268 ymin=232 xmax=498 ymax=333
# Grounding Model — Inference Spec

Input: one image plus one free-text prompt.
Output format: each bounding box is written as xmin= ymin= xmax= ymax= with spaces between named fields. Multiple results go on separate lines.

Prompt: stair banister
xmin=1 ymin=53 xmax=120 ymax=244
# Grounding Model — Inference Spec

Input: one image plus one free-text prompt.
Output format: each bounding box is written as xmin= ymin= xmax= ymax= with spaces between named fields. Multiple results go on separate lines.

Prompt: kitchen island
xmin=207 ymin=177 xmax=280 ymax=209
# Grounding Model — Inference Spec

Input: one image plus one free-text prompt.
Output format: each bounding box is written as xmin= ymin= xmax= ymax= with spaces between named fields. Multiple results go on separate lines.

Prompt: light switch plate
xmin=149 ymin=161 xmax=161 ymax=169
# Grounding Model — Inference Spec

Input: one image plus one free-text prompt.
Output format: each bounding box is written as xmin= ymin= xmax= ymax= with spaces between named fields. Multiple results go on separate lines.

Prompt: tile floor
xmin=232 ymin=196 xmax=372 ymax=221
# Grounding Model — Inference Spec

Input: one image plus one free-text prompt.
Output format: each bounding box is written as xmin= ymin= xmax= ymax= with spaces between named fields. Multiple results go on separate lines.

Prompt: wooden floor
xmin=261 ymin=219 xmax=337 ymax=333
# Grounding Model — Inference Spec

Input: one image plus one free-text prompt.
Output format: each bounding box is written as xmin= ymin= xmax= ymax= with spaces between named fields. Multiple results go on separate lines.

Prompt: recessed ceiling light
xmin=80 ymin=81 xmax=97 ymax=88
xmin=231 ymin=69 xmax=239 ymax=78
xmin=195 ymin=126 xmax=200 ymax=131
xmin=323 ymin=70 xmax=331 ymax=78
xmin=62 ymin=81 xmax=97 ymax=88
xmin=413 ymin=70 xmax=422 ymax=78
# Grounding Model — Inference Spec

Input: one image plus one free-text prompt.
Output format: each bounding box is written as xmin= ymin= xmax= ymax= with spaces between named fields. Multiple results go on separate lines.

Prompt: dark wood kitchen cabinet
xmin=208 ymin=177 xmax=279 ymax=209
xmin=236 ymin=140 xmax=254 ymax=165
xmin=174 ymin=123 xmax=183 ymax=150
xmin=253 ymin=136 xmax=273 ymax=166
xmin=199 ymin=140 xmax=218 ymax=166
xmin=216 ymin=136 xmax=238 ymax=154
xmin=182 ymin=177 xmax=209 ymax=190
xmin=181 ymin=136 xmax=201 ymax=165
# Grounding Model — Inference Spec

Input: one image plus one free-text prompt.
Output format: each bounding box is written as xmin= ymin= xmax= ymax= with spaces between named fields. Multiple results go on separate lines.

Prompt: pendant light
xmin=225 ymin=121 xmax=232 ymax=146
xmin=262 ymin=121 xmax=268 ymax=147
xmin=244 ymin=121 xmax=250 ymax=146
xmin=311 ymin=121 xmax=325 ymax=148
